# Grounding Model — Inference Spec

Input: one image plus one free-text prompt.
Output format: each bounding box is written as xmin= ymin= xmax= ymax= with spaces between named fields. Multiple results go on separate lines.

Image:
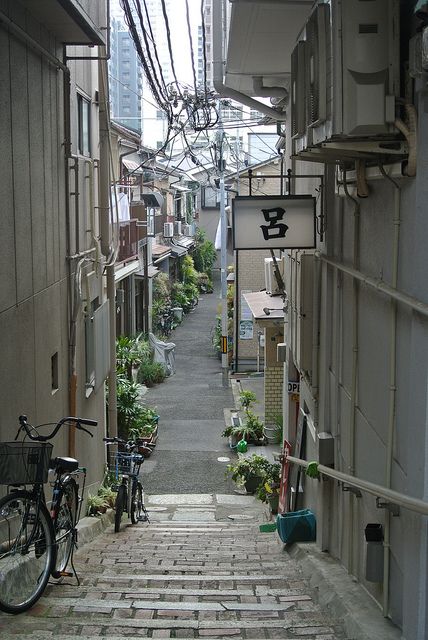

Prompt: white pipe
xmin=253 ymin=76 xmax=288 ymax=100
xmin=212 ymin=0 xmax=287 ymax=122
xmin=343 ymin=173 xmax=361 ymax=577
xmin=382 ymin=174 xmax=401 ymax=617
xmin=315 ymin=253 xmax=428 ymax=318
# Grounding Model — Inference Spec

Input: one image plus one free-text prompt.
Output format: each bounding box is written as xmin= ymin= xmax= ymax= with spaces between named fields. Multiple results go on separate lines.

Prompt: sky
xmin=111 ymin=0 xmax=202 ymax=87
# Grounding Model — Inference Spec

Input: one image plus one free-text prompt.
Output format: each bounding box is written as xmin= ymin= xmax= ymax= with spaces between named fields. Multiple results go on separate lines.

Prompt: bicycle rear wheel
xmin=114 ymin=485 xmax=127 ymax=533
xmin=0 ymin=491 xmax=54 ymax=614
xmin=52 ymin=479 xmax=78 ymax=576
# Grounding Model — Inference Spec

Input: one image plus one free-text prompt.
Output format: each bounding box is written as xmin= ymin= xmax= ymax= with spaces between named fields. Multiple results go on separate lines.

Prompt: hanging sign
xmin=232 ymin=195 xmax=316 ymax=250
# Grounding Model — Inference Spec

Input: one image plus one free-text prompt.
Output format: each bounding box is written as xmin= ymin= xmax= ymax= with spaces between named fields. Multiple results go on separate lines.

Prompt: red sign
xmin=278 ymin=439 xmax=291 ymax=514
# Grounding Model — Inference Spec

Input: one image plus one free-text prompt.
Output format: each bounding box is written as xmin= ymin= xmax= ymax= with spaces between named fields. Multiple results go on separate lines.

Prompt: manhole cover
xmin=227 ymin=514 xmax=255 ymax=521
xmin=217 ymin=456 xmax=231 ymax=462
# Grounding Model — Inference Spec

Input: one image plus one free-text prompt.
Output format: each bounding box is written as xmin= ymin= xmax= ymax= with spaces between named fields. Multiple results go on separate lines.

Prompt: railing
xmin=285 ymin=454 xmax=428 ymax=517
xmin=117 ymin=219 xmax=139 ymax=263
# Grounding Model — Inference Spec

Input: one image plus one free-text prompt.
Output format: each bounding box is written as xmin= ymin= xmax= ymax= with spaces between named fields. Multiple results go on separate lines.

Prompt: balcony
xmin=118 ymin=219 xmax=139 ymax=264
xmin=20 ymin=0 xmax=107 ymax=45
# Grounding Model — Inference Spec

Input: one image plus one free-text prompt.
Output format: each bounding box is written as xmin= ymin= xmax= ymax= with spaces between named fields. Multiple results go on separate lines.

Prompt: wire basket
xmin=0 ymin=442 xmax=53 ymax=485
xmin=108 ymin=451 xmax=141 ymax=477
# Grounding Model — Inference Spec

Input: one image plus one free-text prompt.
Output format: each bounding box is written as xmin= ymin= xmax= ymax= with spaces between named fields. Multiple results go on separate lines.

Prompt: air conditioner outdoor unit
xmin=182 ymin=224 xmax=192 ymax=236
xmin=174 ymin=221 xmax=182 ymax=236
xmin=163 ymin=222 xmax=174 ymax=238
xmin=292 ymin=0 xmax=403 ymax=162
xmin=264 ymin=257 xmax=284 ymax=296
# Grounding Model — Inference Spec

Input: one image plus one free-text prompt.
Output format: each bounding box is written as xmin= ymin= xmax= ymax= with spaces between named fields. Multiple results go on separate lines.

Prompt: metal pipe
xmin=286 ymin=455 xmax=428 ymax=517
xmin=315 ymin=253 xmax=428 ymax=318
xmin=382 ymin=172 xmax=401 ymax=618
xmin=212 ymin=0 xmax=287 ymax=122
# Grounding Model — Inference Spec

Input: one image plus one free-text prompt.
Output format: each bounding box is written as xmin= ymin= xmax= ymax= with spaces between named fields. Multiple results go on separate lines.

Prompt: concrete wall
xmin=282 ymin=74 xmax=428 ymax=640
xmin=0 ymin=1 xmax=107 ymax=498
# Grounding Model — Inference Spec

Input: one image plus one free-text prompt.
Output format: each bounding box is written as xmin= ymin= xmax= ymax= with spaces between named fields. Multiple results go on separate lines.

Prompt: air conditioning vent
xmin=163 ymin=222 xmax=174 ymax=238
xmin=182 ymin=224 xmax=192 ymax=236
xmin=306 ymin=3 xmax=329 ymax=128
xmin=174 ymin=221 xmax=182 ymax=236
xmin=291 ymin=41 xmax=307 ymax=139
xmin=264 ymin=257 xmax=284 ymax=296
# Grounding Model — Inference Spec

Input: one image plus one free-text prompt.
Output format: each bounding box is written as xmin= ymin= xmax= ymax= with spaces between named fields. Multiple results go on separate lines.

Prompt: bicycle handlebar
xmin=17 ymin=415 xmax=97 ymax=442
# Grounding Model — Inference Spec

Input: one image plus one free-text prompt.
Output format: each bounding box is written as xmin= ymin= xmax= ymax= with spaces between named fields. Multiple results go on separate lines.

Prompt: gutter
xmin=212 ymin=1 xmax=287 ymax=122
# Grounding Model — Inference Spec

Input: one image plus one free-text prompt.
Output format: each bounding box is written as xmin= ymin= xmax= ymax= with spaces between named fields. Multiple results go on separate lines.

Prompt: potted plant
xmin=243 ymin=410 xmax=265 ymax=444
xmin=86 ymin=493 xmax=108 ymax=516
xmin=97 ymin=486 xmax=117 ymax=509
xmin=226 ymin=454 xmax=271 ymax=494
xmin=264 ymin=414 xmax=283 ymax=445
xmin=255 ymin=462 xmax=282 ymax=514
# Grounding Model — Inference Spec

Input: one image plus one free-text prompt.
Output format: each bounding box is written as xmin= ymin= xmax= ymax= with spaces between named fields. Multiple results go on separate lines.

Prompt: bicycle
xmin=0 ymin=414 xmax=97 ymax=614
xmin=103 ymin=437 xmax=151 ymax=533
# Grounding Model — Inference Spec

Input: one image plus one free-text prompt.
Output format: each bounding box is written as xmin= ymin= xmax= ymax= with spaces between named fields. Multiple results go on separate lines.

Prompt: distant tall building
xmin=197 ymin=0 xmax=212 ymax=89
xmin=109 ymin=15 xmax=143 ymax=133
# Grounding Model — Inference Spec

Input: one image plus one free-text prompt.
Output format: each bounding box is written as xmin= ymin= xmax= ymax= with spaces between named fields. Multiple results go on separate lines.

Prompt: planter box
xmin=263 ymin=426 xmax=281 ymax=445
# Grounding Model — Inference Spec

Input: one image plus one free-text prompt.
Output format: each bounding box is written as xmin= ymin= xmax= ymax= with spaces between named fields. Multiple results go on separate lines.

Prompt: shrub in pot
xmin=226 ymin=454 xmax=271 ymax=494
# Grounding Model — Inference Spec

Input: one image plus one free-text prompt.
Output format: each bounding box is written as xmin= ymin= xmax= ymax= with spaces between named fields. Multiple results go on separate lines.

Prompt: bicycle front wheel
xmin=131 ymin=482 xmax=149 ymax=524
xmin=52 ymin=479 xmax=78 ymax=576
xmin=114 ymin=485 xmax=127 ymax=533
xmin=0 ymin=491 xmax=54 ymax=614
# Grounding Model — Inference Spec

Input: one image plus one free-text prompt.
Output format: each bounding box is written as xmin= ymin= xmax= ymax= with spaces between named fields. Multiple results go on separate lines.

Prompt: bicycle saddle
xmin=50 ymin=457 xmax=79 ymax=473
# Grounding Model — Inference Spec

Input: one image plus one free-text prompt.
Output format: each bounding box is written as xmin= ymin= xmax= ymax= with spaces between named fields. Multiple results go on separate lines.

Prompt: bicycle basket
xmin=0 ymin=442 xmax=53 ymax=485
xmin=108 ymin=452 xmax=133 ymax=475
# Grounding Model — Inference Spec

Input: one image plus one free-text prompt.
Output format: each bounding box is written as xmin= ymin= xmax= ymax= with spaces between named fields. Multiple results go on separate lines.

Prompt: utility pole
xmin=217 ymin=104 xmax=229 ymax=388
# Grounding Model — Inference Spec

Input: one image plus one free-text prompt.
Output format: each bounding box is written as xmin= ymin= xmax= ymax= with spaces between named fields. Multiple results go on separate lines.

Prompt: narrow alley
xmin=0 ymin=281 xmax=397 ymax=640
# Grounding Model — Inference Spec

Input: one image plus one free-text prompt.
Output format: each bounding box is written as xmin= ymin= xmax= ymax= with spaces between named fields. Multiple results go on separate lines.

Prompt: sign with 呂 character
xmin=232 ymin=195 xmax=316 ymax=250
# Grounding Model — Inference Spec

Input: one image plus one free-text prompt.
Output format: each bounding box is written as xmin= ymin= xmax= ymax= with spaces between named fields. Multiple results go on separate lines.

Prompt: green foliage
xmin=244 ymin=410 xmax=264 ymax=441
xmin=137 ymin=361 xmax=167 ymax=387
xmin=116 ymin=334 xmax=151 ymax=378
xmin=115 ymin=373 xmax=142 ymax=439
xmin=181 ymin=255 xmax=199 ymax=287
xmin=97 ymin=486 xmax=116 ymax=508
xmin=239 ymin=390 xmax=257 ymax=410
xmin=255 ymin=462 xmax=281 ymax=503
xmin=86 ymin=493 xmax=108 ymax=516
xmin=153 ymin=271 xmax=171 ymax=299
xmin=171 ymin=281 xmax=190 ymax=310
xmin=226 ymin=454 xmax=271 ymax=484
xmin=193 ymin=229 xmax=217 ymax=280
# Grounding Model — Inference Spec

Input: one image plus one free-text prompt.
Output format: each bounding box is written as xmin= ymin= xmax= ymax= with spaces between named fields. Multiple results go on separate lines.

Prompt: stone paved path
xmin=0 ymin=494 xmax=347 ymax=639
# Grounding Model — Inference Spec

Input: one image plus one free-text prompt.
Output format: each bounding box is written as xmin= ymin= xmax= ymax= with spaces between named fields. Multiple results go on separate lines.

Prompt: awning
xmin=122 ymin=158 xmax=143 ymax=173
xmin=152 ymin=243 xmax=171 ymax=262
xmin=242 ymin=291 xmax=285 ymax=323
xmin=174 ymin=235 xmax=194 ymax=249
xmin=170 ymin=244 xmax=187 ymax=258
xmin=135 ymin=265 xmax=159 ymax=278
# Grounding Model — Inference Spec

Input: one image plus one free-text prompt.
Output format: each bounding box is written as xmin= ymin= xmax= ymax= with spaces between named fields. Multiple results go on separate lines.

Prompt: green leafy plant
xmin=239 ymin=390 xmax=257 ymax=411
xmin=97 ymin=486 xmax=117 ymax=509
xmin=86 ymin=493 xmax=108 ymax=516
xmin=115 ymin=373 xmax=143 ymax=439
xmin=193 ymin=229 xmax=217 ymax=282
xmin=137 ymin=361 xmax=167 ymax=387
xmin=226 ymin=453 xmax=271 ymax=484
xmin=116 ymin=334 xmax=151 ymax=379
xmin=255 ymin=462 xmax=281 ymax=503
xmin=244 ymin=410 xmax=265 ymax=441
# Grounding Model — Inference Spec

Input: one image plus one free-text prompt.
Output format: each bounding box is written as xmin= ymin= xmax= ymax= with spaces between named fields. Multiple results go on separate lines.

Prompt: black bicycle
xmin=0 ymin=414 xmax=97 ymax=614
xmin=104 ymin=437 xmax=150 ymax=533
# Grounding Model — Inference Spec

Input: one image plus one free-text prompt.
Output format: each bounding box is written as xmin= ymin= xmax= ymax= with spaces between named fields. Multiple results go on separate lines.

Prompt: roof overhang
xmin=21 ymin=0 xmax=106 ymax=45
xmin=242 ymin=290 xmax=285 ymax=326
xmin=224 ymin=1 xmax=312 ymax=97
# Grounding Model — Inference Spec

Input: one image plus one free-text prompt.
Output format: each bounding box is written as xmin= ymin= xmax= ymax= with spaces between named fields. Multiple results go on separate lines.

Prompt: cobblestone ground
xmin=0 ymin=494 xmax=348 ymax=640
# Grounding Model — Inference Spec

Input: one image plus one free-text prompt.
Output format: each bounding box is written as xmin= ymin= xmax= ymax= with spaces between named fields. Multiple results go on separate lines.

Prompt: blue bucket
xmin=276 ymin=509 xmax=316 ymax=544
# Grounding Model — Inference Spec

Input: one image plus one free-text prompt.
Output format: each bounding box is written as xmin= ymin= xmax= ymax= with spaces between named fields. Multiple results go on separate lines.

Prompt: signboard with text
xmin=232 ymin=195 xmax=316 ymax=250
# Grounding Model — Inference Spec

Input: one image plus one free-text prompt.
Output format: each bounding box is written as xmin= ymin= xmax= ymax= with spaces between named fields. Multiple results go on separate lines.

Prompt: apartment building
xmin=0 ymin=0 xmax=110 ymax=495
xmin=214 ymin=1 xmax=428 ymax=637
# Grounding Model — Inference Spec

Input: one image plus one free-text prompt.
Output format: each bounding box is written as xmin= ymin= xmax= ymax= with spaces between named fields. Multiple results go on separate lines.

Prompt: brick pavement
xmin=0 ymin=494 xmax=348 ymax=640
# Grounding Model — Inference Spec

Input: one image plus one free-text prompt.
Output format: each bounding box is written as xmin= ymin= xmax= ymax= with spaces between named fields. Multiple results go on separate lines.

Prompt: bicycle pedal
xmin=138 ymin=515 xmax=149 ymax=522
xmin=52 ymin=570 xmax=73 ymax=579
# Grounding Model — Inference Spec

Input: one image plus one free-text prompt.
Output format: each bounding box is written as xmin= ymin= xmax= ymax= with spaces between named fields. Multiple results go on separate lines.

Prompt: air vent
xmin=163 ymin=222 xmax=174 ymax=238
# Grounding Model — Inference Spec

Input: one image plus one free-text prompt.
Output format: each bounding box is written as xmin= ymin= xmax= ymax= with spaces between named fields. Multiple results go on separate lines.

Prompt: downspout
xmin=98 ymin=47 xmax=118 ymax=438
xmin=379 ymin=168 xmax=401 ymax=618
xmin=212 ymin=0 xmax=287 ymax=122
xmin=343 ymin=170 xmax=361 ymax=576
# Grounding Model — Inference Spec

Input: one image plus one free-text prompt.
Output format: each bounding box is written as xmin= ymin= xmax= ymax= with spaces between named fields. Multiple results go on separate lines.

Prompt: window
xmin=77 ymin=93 xmax=91 ymax=157
xmin=156 ymin=110 xmax=164 ymax=119
xmin=51 ymin=352 xmax=59 ymax=393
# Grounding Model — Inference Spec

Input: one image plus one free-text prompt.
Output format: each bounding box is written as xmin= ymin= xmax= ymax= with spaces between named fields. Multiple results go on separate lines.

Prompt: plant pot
xmin=228 ymin=433 xmax=242 ymax=448
xmin=244 ymin=473 xmax=262 ymax=494
xmin=263 ymin=426 xmax=282 ymax=445
xmin=267 ymin=494 xmax=279 ymax=515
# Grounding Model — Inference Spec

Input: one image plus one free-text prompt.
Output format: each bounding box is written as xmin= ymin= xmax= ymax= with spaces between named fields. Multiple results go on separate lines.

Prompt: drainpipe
xmin=98 ymin=48 xmax=118 ymax=438
xmin=343 ymin=170 xmax=361 ymax=576
xmin=379 ymin=168 xmax=401 ymax=618
xmin=212 ymin=0 xmax=287 ymax=122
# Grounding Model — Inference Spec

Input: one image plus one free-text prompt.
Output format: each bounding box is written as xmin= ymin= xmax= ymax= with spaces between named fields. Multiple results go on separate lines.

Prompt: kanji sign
xmin=232 ymin=196 xmax=316 ymax=250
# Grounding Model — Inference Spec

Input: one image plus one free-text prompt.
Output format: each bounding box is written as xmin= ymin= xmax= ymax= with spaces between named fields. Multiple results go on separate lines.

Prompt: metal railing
xmin=285 ymin=454 xmax=428 ymax=517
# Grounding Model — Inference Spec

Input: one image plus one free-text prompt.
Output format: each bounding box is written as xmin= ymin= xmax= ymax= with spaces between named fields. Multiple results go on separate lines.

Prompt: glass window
xmin=77 ymin=93 xmax=91 ymax=157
